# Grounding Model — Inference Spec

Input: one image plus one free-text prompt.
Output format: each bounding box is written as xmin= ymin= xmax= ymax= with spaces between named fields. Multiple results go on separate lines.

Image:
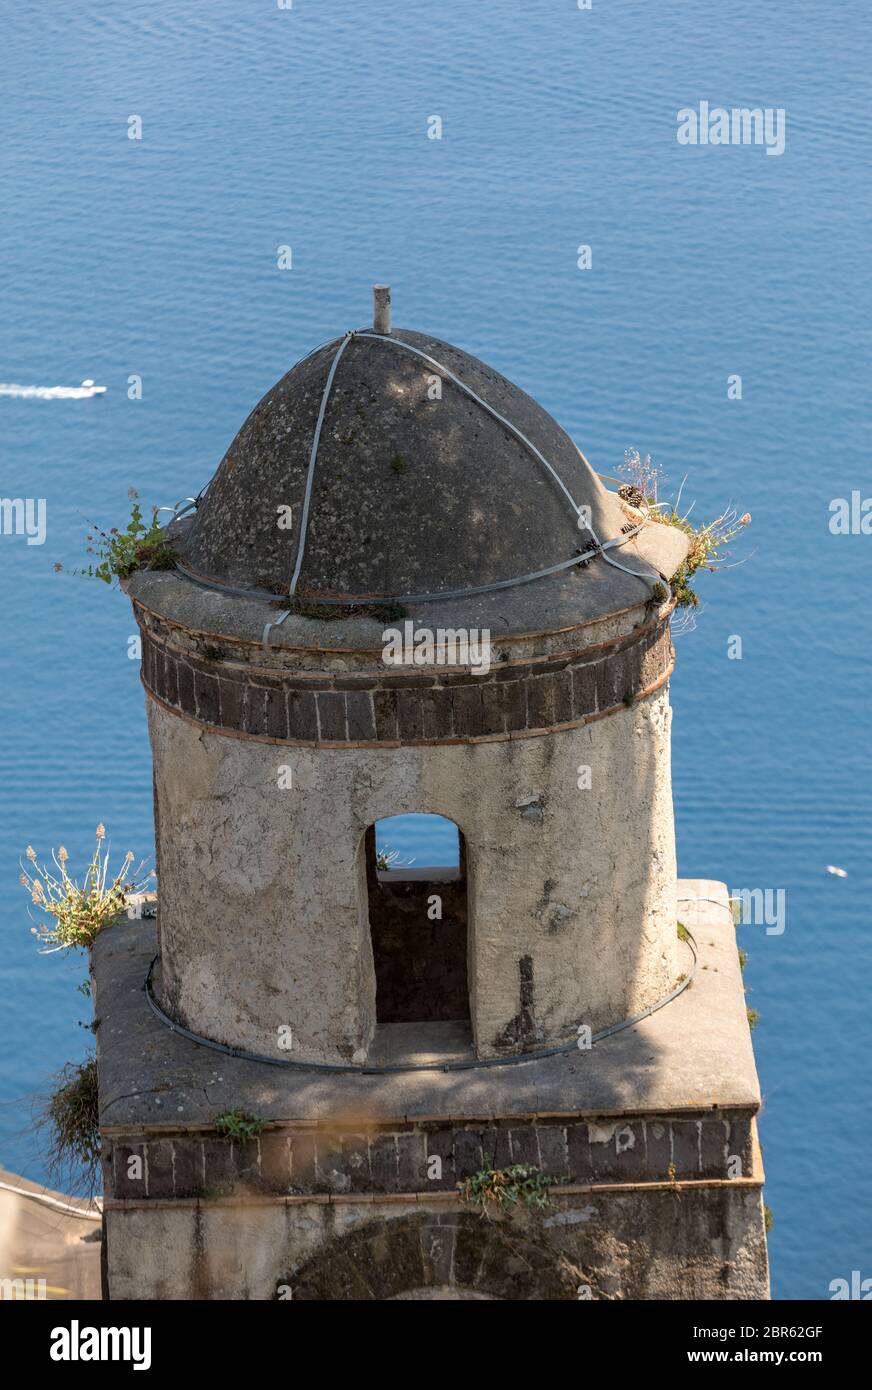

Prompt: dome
xmin=172 ymin=299 xmax=633 ymax=605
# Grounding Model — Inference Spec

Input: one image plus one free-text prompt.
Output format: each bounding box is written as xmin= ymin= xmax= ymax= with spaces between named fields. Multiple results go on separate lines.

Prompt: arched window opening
xmin=365 ymin=814 xmax=469 ymax=1030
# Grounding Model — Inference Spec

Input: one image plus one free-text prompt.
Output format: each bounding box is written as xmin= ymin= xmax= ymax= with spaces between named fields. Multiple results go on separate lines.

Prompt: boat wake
xmin=0 ymin=379 xmax=107 ymax=400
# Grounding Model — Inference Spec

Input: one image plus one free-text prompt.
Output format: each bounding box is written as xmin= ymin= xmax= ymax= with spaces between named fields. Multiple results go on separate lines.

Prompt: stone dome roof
xmin=173 ymin=310 xmax=632 ymax=604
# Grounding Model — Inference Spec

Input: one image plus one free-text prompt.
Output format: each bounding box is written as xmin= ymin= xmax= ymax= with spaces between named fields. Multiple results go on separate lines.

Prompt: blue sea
xmin=2 ymin=1 xmax=870 ymax=1300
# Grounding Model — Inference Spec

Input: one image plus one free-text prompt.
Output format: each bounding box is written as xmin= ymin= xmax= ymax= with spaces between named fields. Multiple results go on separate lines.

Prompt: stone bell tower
xmin=94 ymin=289 xmax=769 ymax=1300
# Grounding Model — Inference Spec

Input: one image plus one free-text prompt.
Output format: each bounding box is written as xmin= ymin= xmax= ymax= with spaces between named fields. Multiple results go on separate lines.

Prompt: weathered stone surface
xmin=173 ymin=327 xmax=636 ymax=604
xmin=93 ymin=883 xmax=758 ymax=1123
xmin=263 ymin=686 xmax=288 ymax=740
xmin=341 ymin=1134 xmax=371 ymax=1194
xmin=372 ymin=690 xmax=398 ymax=740
xmin=171 ymin=1139 xmax=203 ymax=1199
xmin=138 ymin=616 xmax=672 ymax=745
xmin=536 ymin=1123 xmax=570 ymax=1182
xmin=258 ymin=1133 xmax=291 ymax=1192
xmin=396 ymin=1133 xmax=427 ymax=1190
xmin=112 ymin=1144 xmax=145 ymax=1201
xmin=314 ymin=1133 xmax=347 ymax=1193
xmin=345 ymin=691 xmax=376 ymax=741
xmin=145 ymin=1138 xmax=174 ymax=1197
xmin=97 ymin=893 xmax=769 ymax=1300
xmin=671 ymin=1120 xmax=702 ymax=1176
xmin=368 ymin=1134 xmax=398 ymax=1192
xmin=290 ymin=1133 xmax=316 ymax=1191
xmin=451 ymin=685 xmax=485 ymax=739
xmin=287 ymin=689 xmax=317 ymax=741
xmin=509 ymin=1126 xmax=540 ymax=1167
xmin=201 ymin=1139 xmax=235 ymax=1195
xmin=727 ymin=1113 xmax=754 ymax=1178
xmin=424 ymin=1129 xmax=456 ymax=1191
xmin=453 ymin=1130 xmax=484 ymax=1179
xmin=395 ymin=689 xmax=424 ymax=741
xmin=316 ymin=691 xmax=346 ymax=742
xmin=192 ymin=668 xmax=220 ymax=725
xmin=242 ymin=685 xmax=268 ymax=737
xmin=566 ymin=1122 xmax=593 ymax=1184
xmin=141 ymin=688 xmax=682 ymax=1062
xmin=91 ymin=1110 xmax=752 ymax=1200
xmin=645 ymin=1120 xmax=672 ymax=1179
xmin=420 ymin=1219 xmax=456 ymax=1286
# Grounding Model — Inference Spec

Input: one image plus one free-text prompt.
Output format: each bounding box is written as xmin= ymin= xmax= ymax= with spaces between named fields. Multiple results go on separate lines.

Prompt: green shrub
xmin=83 ymin=494 xmax=176 ymax=583
xmin=214 ymin=1110 xmax=265 ymax=1142
xmin=458 ymin=1164 xmax=553 ymax=1217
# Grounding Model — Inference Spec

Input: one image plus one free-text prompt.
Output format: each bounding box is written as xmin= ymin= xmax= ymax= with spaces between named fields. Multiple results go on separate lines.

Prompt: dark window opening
xmin=366 ymin=815 xmax=469 ymax=1024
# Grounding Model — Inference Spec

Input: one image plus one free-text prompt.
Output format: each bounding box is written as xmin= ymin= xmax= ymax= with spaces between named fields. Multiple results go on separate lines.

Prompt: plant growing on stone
xmin=458 ymin=1164 xmax=554 ymax=1217
xmin=375 ymin=845 xmax=416 ymax=872
xmin=618 ymin=448 xmax=751 ymax=609
xmin=214 ymin=1109 xmax=265 ymax=1142
xmin=288 ymin=597 xmax=407 ymax=622
xmin=37 ymin=1055 xmax=101 ymax=1195
xmin=80 ymin=490 xmax=176 ymax=583
xmin=20 ymin=825 xmax=153 ymax=953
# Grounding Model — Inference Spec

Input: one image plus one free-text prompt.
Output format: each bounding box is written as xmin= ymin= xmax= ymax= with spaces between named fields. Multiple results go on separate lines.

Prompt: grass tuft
xmin=37 ymin=1056 xmax=101 ymax=1196
xmin=20 ymin=826 xmax=152 ymax=953
xmin=619 ymin=449 xmax=750 ymax=609
xmin=214 ymin=1109 xmax=265 ymax=1142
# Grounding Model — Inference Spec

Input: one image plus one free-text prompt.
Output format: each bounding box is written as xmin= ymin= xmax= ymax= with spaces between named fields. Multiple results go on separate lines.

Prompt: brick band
xmin=106 ymin=1110 xmax=754 ymax=1201
xmin=140 ymin=620 xmax=673 ymax=746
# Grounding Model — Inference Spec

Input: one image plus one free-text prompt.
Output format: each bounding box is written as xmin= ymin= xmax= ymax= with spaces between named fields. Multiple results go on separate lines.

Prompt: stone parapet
xmin=104 ymin=1109 xmax=756 ymax=1203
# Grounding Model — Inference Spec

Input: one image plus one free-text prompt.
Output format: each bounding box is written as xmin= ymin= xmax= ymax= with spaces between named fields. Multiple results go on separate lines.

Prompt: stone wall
xmin=139 ymin=612 xmax=673 ymax=746
xmin=147 ymin=686 xmax=681 ymax=1062
xmin=104 ymin=1109 xmax=755 ymax=1201
xmin=103 ymin=1184 xmax=769 ymax=1301
xmin=95 ymin=885 xmax=769 ymax=1302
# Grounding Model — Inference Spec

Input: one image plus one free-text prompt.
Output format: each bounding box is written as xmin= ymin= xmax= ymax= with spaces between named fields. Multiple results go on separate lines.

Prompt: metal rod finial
xmin=373 ymin=285 xmax=391 ymax=334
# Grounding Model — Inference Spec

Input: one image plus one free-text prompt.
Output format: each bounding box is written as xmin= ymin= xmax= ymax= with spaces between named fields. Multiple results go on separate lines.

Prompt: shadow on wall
xmin=283 ymin=1209 xmax=578 ymax=1300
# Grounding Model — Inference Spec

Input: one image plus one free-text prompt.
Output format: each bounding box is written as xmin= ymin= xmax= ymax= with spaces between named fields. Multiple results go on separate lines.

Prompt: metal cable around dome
xmin=176 ymin=532 xmax=645 ymax=611
xmin=261 ymin=330 xmax=663 ymax=644
xmin=151 ymin=329 xmax=668 ymax=647
xmin=288 ymin=330 xmax=354 ymax=597
xmin=354 ymin=333 xmax=669 ymax=603
xmin=353 ymin=331 xmax=585 ymax=520
xmin=258 ymin=523 xmax=651 ymax=646
xmin=144 ymin=933 xmax=696 ymax=1076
